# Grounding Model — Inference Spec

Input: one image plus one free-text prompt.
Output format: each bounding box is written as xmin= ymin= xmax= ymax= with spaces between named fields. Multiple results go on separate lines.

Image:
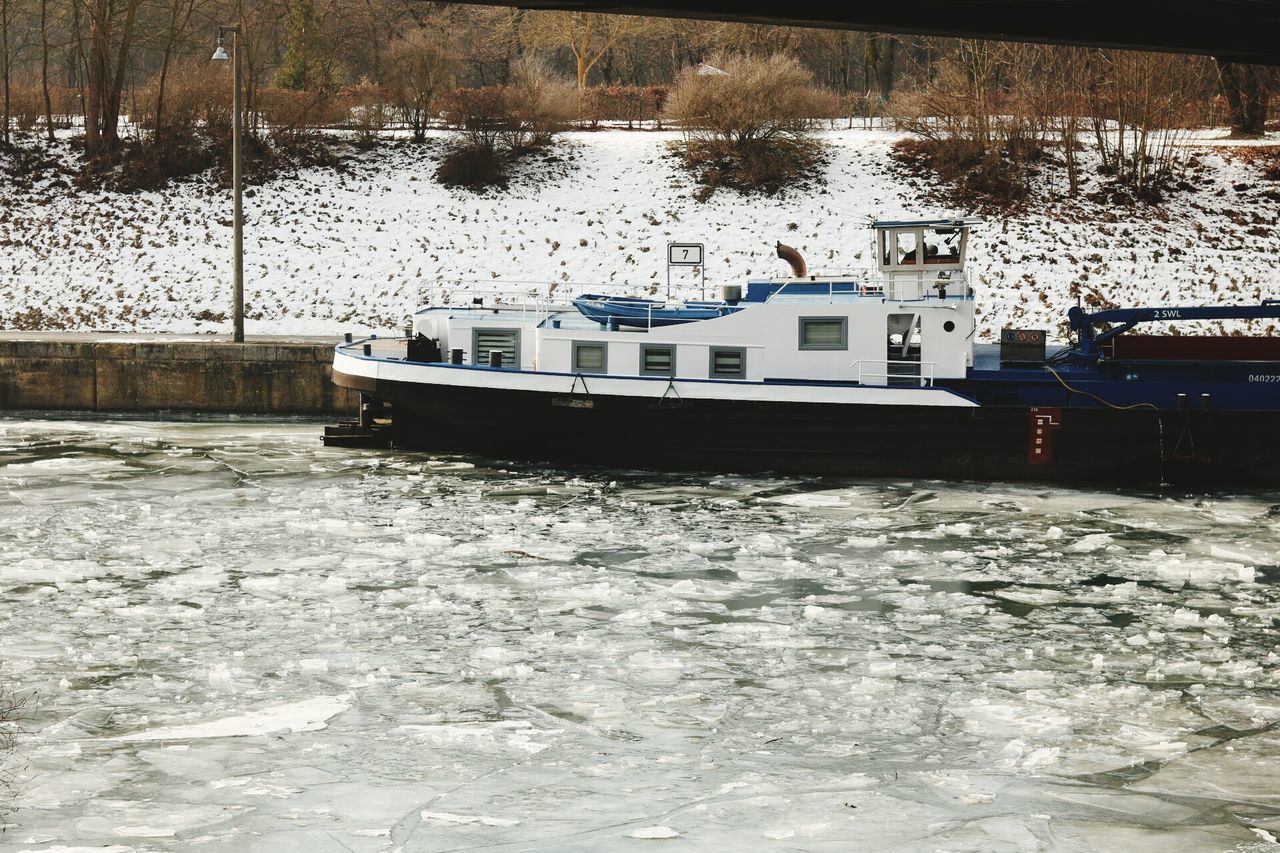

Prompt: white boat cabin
xmin=411 ymin=218 xmax=977 ymax=388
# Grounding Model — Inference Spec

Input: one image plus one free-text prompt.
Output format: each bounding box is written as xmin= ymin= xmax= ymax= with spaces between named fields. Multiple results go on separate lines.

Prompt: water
xmin=1 ymin=418 xmax=1278 ymax=852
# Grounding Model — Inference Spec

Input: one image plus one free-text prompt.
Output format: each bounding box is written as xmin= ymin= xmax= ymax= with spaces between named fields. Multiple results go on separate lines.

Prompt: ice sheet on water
xmin=3 ymin=420 xmax=1280 ymax=850
xmin=113 ymin=695 xmax=351 ymax=741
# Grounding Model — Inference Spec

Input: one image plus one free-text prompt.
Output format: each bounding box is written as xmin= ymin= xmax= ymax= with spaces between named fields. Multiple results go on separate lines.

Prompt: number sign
xmin=668 ymin=243 xmax=704 ymax=266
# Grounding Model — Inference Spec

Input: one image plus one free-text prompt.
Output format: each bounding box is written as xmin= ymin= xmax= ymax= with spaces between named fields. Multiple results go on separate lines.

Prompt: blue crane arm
xmin=1067 ymin=301 xmax=1280 ymax=357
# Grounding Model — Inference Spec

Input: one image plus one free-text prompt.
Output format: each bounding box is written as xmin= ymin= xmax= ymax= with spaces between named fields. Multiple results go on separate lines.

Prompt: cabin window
xmin=922 ymin=227 xmax=961 ymax=265
xmin=572 ymin=342 xmax=608 ymax=373
xmin=799 ymin=317 xmax=847 ymax=350
xmin=709 ymin=347 xmax=746 ymax=379
xmin=472 ymin=328 xmax=520 ymax=367
xmin=895 ymin=231 xmax=919 ymax=265
xmin=641 ymin=345 xmax=675 ymax=376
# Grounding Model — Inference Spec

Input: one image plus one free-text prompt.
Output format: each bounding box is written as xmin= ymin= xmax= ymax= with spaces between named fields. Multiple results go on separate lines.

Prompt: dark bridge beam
xmin=446 ymin=0 xmax=1280 ymax=65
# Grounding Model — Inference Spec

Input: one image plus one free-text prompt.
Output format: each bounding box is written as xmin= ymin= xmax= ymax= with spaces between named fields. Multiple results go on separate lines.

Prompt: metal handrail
xmin=851 ymin=359 xmax=937 ymax=387
xmin=764 ymin=270 xmax=971 ymax=304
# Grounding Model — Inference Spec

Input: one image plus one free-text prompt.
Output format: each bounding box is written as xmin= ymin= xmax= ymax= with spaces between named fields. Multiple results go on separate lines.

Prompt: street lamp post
xmin=212 ymin=26 xmax=244 ymax=343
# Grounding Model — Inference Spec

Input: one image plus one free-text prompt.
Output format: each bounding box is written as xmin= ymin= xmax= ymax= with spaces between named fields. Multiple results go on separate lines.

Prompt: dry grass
xmin=1233 ymin=145 xmax=1280 ymax=182
xmin=676 ymin=136 xmax=826 ymax=199
xmin=891 ymin=137 xmax=1034 ymax=210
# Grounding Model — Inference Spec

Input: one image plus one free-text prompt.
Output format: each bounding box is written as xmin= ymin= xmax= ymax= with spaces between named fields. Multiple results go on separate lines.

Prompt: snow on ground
xmin=1 ymin=127 xmax=1278 ymax=340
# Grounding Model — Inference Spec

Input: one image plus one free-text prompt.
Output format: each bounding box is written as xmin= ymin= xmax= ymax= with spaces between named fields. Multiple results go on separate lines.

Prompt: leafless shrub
xmin=666 ymin=53 xmax=834 ymax=196
xmin=439 ymin=86 xmax=511 ymax=148
xmin=503 ymin=54 xmax=576 ymax=150
xmin=436 ymin=87 xmax=508 ymax=191
xmin=892 ymin=42 xmax=1053 ymax=207
xmin=385 ymin=27 xmax=456 ymax=143
xmin=7 ymin=80 xmax=46 ymax=133
xmin=257 ymin=87 xmax=346 ymax=146
xmin=895 ymin=43 xmax=1213 ymax=206
xmin=668 ymin=52 xmax=833 ymax=147
xmin=342 ymin=78 xmax=390 ymax=148
xmin=1086 ymin=51 xmax=1214 ymax=201
xmin=436 ymin=56 xmax=573 ymax=190
xmin=133 ymin=59 xmax=229 ymax=143
xmin=579 ymin=85 xmax=670 ymax=128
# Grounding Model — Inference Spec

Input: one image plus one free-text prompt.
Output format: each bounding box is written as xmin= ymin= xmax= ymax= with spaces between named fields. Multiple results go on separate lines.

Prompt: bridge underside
xmin=447 ymin=0 xmax=1280 ymax=65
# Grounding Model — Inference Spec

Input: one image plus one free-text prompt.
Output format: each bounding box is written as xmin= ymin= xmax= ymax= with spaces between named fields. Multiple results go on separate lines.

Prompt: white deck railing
xmin=765 ymin=270 xmax=970 ymax=303
xmin=851 ymin=359 xmax=937 ymax=388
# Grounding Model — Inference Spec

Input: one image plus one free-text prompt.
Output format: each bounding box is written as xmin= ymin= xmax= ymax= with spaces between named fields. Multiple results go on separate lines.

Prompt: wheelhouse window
xmin=799 ymin=317 xmax=847 ymax=351
xmin=641 ymin=345 xmax=675 ymax=376
xmin=472 ymin=328 xmax=520 ymax=367
xmin=895 ymin=230 xmax=919 ymax=265
xmin=572 ymin=342 xmax=608 ymax=373
xmin=709 ymin=347 xmax=746 ymax=379
xmin=922 ymin=226 xmax=962 ymax=265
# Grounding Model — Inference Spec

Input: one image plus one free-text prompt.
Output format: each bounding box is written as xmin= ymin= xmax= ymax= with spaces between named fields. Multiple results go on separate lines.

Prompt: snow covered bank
xmin=1 ymin=128 xmax=1277 ymax=339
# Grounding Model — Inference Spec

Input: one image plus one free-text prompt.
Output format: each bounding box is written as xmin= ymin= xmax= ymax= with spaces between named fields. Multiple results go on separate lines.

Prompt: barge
xmin=327 ymin=219 xmax=1280 ymax=485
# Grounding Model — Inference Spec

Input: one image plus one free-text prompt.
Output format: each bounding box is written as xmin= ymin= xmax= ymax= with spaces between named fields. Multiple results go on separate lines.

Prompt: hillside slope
xmin=1 ymin=129 xmax=1277 ymax=340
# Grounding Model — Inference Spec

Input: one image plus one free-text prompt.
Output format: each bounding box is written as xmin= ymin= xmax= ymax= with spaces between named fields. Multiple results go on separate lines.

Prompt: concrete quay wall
xmin=0 ymin=336 xmax=358 ymax=415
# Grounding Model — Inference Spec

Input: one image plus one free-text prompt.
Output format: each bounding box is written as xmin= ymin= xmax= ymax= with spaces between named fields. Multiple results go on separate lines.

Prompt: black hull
xmin=340 ymin=373 xmax=1280 ymax=486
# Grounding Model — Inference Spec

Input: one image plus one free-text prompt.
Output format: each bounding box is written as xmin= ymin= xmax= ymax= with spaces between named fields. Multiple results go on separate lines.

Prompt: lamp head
xmin=212 ymin=38 xmax=228 ymax=61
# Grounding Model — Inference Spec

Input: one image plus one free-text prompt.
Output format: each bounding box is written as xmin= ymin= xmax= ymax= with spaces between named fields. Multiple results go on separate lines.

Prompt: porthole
xmin=943 ymin=320 xmax=956 ymax=333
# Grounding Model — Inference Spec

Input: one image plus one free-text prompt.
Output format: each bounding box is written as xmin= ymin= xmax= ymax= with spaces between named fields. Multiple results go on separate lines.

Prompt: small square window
xmin=799 ymin=317 xmax=847 ymax=351
xmin=641 ymin=346 xmax=675 ymax=376
xmin=572 ymin=342 xmax=607 ymax=373
xmin=710 ymin=347 xmax=745 ymax=379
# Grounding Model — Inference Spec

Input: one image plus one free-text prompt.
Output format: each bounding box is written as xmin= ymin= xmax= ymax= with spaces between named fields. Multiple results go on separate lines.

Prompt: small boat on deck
xmin=572 ymin=294 xmax=743 ymax=328
xmin=325 ymin=218 xmax=1280 ymax=486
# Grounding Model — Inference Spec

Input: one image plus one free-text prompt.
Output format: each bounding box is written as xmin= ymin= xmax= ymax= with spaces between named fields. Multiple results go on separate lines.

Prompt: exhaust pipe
xmin=776 ymin=242 xmax=807 ymax=278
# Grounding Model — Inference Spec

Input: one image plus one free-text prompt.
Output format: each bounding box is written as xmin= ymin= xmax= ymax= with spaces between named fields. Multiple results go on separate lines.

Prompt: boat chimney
xmin=776 ymin=242 xmax=807 ymax=278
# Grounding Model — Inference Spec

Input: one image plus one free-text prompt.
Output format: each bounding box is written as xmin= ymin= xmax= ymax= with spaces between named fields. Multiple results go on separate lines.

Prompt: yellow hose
xmin=1043 ymin=365 xmax=1159 ymax=412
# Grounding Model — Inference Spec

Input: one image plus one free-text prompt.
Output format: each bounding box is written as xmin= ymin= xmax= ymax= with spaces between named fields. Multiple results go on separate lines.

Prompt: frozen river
xmin=1 ymin=418 xmax=1278 ymax=852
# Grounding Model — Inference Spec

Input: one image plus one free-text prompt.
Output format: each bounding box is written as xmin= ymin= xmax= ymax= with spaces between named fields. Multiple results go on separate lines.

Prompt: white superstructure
xmin=403 ymin=219 xmax=979 ymax=391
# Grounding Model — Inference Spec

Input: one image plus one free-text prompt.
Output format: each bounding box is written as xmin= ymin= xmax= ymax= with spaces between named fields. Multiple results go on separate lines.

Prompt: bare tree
xmin=39 ymin=0 xmax=53 ymax=141
xmin=1047 ymin=46 xmax=1089 ymax=195
xmin=706 ymin=22 xmax=798 ymax=57
xmin=81 ymin=0 xmax=145 ymax=156
xmin=385 ymin=25 xmax=454 ymax=143
xmin=1 ymin=0 xmax=11 ymax=145
xmin=152 ymin=0 xmax=205 ymax=137
xmin=864 ymin=32 xmax=895 ymax=103
xmin=1215 ymin=60 xmax=1274 ymax=138
xmin=521 ymin=10 xmax=645 ymax=90
xmin=1087 ymin=49 xmax=1210 ymax=198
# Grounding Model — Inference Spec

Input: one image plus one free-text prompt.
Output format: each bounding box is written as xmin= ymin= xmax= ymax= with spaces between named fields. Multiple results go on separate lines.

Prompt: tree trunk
xmin=100 ymin=0 xmax=141 ymax=150
xmin=2 ymin=0 xmax=10 ymax=147
xmin=153 ymin=0 xmax=189 ymax=137
xmin=154 ymin=47 xmax=172 ymax=135
xmin=864 ymin=33 xmax=895 ymax=101
xmin=85 ymin=0 xmax=106 ymax=157
xmin=41 ymin=0 xmax=54 ymax=142
xmin=1216 ymin=59 xmax=1271 ymax=138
